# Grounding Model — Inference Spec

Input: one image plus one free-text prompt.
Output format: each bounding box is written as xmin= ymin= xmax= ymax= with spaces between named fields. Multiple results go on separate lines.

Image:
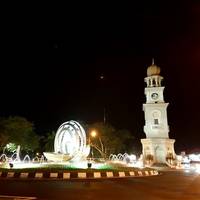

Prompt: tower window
xmin=154 ymin=119 xmax=159 ymax=125
xmin=153 ymin=79 xmax=156 ymax=86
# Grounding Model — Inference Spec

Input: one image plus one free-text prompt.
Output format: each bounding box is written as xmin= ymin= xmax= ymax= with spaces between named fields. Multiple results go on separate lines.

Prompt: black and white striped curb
xmin=0 ymin=170 xmax=159 ymax=180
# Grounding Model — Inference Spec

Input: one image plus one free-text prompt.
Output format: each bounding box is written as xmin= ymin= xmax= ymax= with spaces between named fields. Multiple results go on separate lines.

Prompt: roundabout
xmin=0 ymin=120 xmax=159 ymax=181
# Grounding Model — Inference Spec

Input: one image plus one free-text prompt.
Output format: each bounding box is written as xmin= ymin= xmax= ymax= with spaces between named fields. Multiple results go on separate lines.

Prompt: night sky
xmin=1 ymin=2 xmax=200 ymax=153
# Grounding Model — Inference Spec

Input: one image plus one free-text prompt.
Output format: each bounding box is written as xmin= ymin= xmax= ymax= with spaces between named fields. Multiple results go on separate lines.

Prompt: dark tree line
xmin=0 ymin=116 xmax=39 ymax=155
xmin=44 ymin=122 xmax=135 ymax=157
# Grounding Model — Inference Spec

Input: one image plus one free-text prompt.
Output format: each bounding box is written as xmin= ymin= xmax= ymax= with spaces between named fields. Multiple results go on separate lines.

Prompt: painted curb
xmin=0 ymin=170 xmax=159 ymax=180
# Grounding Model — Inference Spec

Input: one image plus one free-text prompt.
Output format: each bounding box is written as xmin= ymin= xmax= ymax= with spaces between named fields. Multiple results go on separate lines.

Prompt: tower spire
xmin=152 ymin=58 xmax=155 ymax=65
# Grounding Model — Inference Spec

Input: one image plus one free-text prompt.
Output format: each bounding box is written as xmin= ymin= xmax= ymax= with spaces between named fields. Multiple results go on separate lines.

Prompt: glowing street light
xmin=90 ymin=130 xmax=97 ymax=138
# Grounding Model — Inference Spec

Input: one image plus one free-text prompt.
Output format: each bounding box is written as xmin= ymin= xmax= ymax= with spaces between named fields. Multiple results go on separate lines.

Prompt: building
xmin=141 ymin=60 xmax=176 ymax=164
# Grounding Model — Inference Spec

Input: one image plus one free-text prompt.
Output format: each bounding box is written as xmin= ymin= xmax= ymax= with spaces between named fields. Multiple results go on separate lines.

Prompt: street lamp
xmin=90 ymin=130 xmax=97 ymax=138
xmin=87 ymin=131 xmax=97 ymax=168
xmin=89 ymin=130 xmax=105 ymax=159
xmin=89 ymin=130 xmax=97 ymax=160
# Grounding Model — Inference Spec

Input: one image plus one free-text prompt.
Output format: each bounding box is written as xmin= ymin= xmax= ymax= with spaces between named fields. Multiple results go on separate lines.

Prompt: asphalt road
xmin=0 ymin=171 xmax=199 ymax=200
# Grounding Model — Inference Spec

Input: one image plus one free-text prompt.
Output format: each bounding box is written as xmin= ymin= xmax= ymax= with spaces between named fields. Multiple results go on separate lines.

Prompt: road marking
xmin=129 ymin=171 xmax=135 ymax=176
xmin=50 ymin=172 xmax=58 ymax=178
xmin=0 ymin=195 xmax=37 ymax=199
xmin=118 ymin=171 xmax=125 ymax=177
xmin=20 ymin=172 xmax=28 ymax=178
xmin=63 ymin=173 xmax=70 ymax=179
xmin=106 ymin=172 xmax=113 ymax=177
xmin=94 ymin=172 xmax=101 ymax=178
xmin=7 ymin=172 xmax=14 ymax=178
xmin=35 ymin=173 xmax=43 ymax=178
xmin=78 ymin=172 xmax=86 ymax=178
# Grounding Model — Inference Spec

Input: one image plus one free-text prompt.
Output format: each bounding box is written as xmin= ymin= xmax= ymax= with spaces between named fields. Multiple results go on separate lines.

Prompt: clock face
xmin=151 ymin=93 xmax=159 ymax=100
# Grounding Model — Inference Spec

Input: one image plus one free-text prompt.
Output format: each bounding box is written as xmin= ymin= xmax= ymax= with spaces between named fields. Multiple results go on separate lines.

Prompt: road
xmin=0 ymin=171 xmax=199 ymax=200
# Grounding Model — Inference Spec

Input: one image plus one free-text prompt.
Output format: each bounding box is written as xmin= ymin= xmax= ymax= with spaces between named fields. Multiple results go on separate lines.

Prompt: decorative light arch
xmin=54 ymin=120 xmax=89 ymax=161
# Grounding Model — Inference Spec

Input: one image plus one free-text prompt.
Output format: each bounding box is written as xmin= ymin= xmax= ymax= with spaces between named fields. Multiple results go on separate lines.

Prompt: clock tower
xmin=141 ymin=60 xmax=176 ymax=164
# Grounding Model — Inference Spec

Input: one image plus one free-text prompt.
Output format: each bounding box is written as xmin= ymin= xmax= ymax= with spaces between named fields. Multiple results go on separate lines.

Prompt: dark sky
xmin=1 ymin=2 xmax=200 ymax=153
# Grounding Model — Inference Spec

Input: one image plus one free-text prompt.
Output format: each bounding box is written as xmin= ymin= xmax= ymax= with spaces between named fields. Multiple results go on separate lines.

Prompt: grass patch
xmin=0 ymin=162 xmax=152 ymax=173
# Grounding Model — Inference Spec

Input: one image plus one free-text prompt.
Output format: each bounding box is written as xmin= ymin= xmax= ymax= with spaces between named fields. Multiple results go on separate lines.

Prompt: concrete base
xmin=141 ymin=138 xmax=175 ymax=164
xmin=43 ymin=152 xmax=72 ymax=162
xmin=0 ymin=169 xmax=159 ymax=180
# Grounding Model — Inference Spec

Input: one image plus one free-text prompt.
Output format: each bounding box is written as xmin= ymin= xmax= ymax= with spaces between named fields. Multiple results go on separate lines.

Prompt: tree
xmin=88 ymin=122 xmax=134 ymax=158
xmin=0 ymin=116 xmax=39 ymax=153
xmin=44 ymin=131 xmax=56 ymax=152
xmin=0 ymin=118 xmax=9 ymax=148
xmin=115 ymin=129 xmax=135 ymax=153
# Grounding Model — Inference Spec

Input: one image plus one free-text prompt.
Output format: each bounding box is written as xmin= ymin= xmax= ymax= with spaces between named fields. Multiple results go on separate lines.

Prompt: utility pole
xmin=103 ymin=107 xmax=106 ymax=124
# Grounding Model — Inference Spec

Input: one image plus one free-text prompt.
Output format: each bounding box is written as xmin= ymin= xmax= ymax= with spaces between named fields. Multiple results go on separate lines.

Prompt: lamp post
xmin=90 ymin=130 xmax=96 ymax=161
xmin=87 ymin=132 xmax=94 ymax=168
xmin=89 ymin=130 xmax=105 ymax=159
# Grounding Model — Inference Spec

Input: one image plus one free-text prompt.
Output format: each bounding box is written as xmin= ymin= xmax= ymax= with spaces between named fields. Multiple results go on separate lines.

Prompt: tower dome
xmin=147 ymin=59 xmax=161 ymax=77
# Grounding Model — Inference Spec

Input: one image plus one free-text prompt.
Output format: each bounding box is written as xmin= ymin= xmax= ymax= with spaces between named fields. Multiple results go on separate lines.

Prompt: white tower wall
xmin=141 ymin=61 xmax=176 ymax=164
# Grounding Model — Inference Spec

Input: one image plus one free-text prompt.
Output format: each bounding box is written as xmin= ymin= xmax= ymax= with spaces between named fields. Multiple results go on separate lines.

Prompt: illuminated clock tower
xmin=141 ymin=60 xmax=176 ymax=164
